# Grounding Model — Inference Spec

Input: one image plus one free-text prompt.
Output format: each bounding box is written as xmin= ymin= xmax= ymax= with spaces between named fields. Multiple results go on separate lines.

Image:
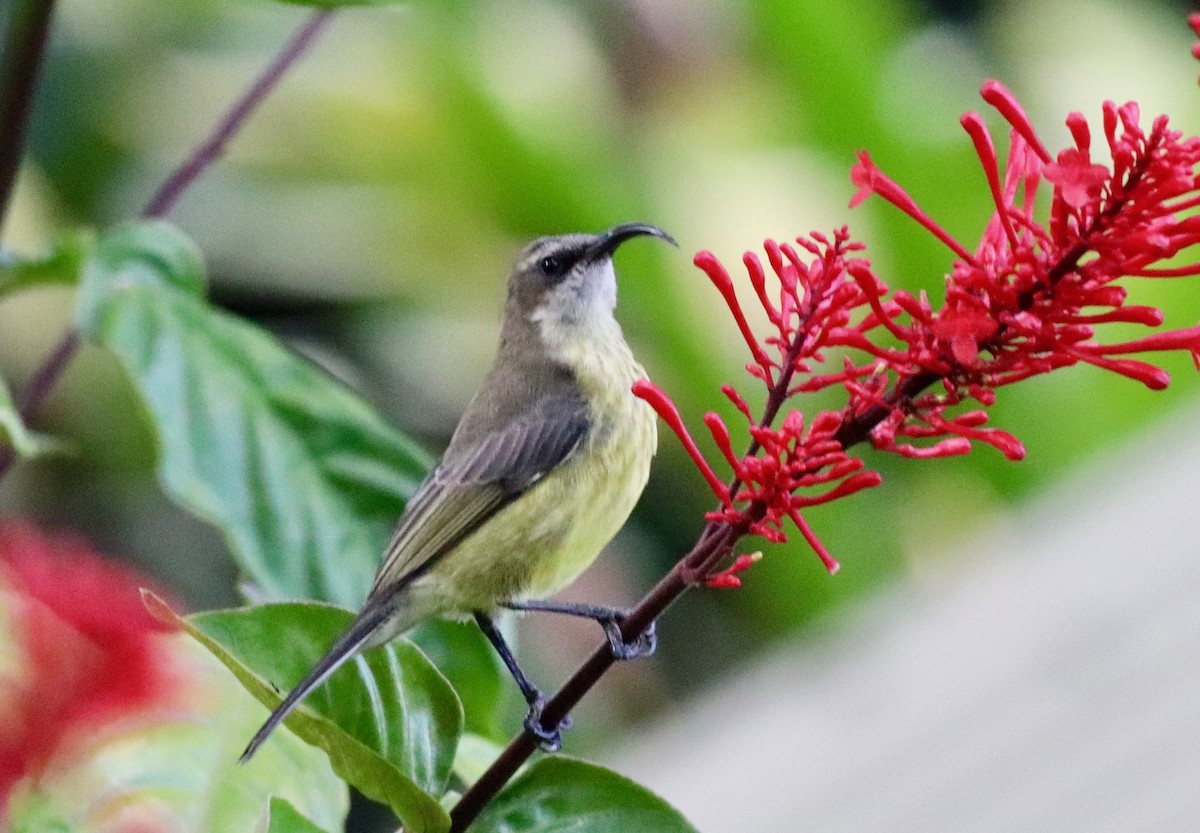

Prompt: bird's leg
xmin=472 ymin=612 xmax=541 ymax=705
xmin=473 ymin=612 xmax=569 ymax=752
xmin=502 ymin=599 xmax=657 ymax=661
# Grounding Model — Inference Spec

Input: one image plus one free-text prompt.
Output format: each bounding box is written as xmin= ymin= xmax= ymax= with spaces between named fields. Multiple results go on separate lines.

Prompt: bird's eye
xmin=539 ymin=255 xmax=565 ymax=279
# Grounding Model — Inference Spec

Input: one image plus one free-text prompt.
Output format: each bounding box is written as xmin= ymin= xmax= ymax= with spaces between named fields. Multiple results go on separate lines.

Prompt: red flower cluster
xmin=0 ymin=519 xmax=177 ymax=806
xmin=634 ymin=231 xmax=888 ymax=576
xmin=636 ymin=74 xmax=1200 ymax=585
xmin=849 ymin=81 xmax=1200 ymax=435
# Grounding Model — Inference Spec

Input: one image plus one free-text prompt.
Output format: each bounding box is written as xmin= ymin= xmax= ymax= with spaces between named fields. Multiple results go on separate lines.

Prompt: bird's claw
xmin=524 ymin=696 xmax=571 ymax=752
xmin=602 ymin=617 xmax=657 ymax=661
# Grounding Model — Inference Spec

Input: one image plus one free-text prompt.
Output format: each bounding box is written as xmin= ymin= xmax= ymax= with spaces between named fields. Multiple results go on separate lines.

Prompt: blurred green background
xmin=2 ymin=0 xmax=1198 ymax=776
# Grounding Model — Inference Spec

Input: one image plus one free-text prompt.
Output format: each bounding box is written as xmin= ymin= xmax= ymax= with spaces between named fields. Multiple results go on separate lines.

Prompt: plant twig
xmin=142 ymin=9 xmax=334 ymax=219
xmin=0 ymin=0 xmax=59 ymax=238
xmin=0 ymin=9 xmax=335 ymax=482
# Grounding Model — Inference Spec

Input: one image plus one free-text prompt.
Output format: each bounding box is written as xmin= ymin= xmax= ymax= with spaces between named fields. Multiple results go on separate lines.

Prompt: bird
xmin=240 ymin=222 xmax=673 ymax=761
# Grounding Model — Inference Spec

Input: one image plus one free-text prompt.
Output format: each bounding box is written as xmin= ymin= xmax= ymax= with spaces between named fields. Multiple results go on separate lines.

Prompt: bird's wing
xmin=368 ymin=392 xmax=590 ymax=596
xmin=241 ymin=393 xmax=589 ymax=763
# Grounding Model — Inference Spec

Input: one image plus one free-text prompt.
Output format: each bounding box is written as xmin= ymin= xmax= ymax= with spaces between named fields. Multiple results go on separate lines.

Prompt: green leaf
xmin=75 ymin=221 xmax=431 ymax=606
xmin=258 ymin=797 xmax=330 ymax=833
xmin=5 ymin=637 xmax=348 ymax=833
xmin=76 ymin=221 xmax=206 ymax=309
xmin=0 ymin=375 xmax=37 ymax=458
xmin=410 ymin=618 xmax=511 ymax=740
xmin=470 ymin=757 xmax=700 ymax=833
xmin=148 ymin=593 xmax=457 ymax=833
xmin=0 ymin=229 xmax=91 ymax=300
xmin=0 ymin=373 xmax=69 ymax=461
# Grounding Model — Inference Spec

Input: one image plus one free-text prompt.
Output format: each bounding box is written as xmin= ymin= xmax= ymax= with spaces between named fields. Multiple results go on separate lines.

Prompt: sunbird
xmin=241 ymin=223 xmax=673 ymax=759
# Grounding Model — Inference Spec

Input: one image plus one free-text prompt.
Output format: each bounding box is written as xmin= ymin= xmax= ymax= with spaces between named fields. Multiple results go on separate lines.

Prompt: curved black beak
xmin=586 ymin=222 xmax=677 ymax=260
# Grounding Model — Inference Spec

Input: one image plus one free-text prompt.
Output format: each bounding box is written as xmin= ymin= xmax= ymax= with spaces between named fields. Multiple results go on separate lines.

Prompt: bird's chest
xmin=431 ymin=326 xmax=656 ymax=607
xmin=517 ymin=348 xmax=657 ymax=593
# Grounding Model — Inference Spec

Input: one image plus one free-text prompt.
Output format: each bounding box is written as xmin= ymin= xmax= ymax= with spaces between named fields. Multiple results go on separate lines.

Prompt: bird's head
xmin=504 ymin=223 xmax=675 ymax=351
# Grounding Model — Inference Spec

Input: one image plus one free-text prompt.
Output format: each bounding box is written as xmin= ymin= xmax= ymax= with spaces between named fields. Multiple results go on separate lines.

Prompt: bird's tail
xmin=239 ymin=604 xmax=392 ymax=763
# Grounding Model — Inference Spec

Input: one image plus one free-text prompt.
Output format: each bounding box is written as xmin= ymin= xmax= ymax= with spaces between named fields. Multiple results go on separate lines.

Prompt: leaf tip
xmin=140 ymin=587 xmax=181 ymax=627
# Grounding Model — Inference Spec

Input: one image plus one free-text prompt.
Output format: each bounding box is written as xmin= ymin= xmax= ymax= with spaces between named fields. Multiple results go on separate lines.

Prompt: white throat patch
xmin=529 ymin=259 xmax=618 ymax=355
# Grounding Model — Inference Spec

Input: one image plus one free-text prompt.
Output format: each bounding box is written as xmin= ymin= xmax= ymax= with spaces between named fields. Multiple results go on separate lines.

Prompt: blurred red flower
xmin=0 ymin=519 xmax=178 ymax=809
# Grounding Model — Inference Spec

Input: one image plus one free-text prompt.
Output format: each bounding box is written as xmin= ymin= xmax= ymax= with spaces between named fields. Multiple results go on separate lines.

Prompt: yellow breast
xmin=400 ymin=317 xmax=656 ymax=619
xmin=525 ymin=328 xmax=657 ymax=595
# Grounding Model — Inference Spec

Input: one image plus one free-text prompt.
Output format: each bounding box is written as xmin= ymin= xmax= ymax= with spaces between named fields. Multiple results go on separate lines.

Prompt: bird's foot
xmin=524 ymin=695 xmax=572 ymax=753
xmin=600 ymin=616 xmax=657 ymax=662
xmin=499 ymin=600 xmax=659 ymax=662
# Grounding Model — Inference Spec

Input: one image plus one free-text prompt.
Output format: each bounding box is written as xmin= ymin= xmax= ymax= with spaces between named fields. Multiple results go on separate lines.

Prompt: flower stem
xmin=0 ymin=0 xmax=58 ymax=239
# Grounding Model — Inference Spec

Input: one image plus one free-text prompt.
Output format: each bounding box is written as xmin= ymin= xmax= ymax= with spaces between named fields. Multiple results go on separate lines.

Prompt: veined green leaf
xmin=148 ymin=593 xmax=457 ymax=833
xmin=75 ymin=221 xmax=431 ymax=606
xmin=470 ymin=757 xmax=700 ymax=833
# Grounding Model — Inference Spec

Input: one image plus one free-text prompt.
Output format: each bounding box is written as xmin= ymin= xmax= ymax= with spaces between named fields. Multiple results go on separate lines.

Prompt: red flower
xmin=636 ymin=72 xmax=1200 ymax=586
xmin=1043 ymin=148 xmax=1110 ymax=209
xmin=0 ymin=519 xmax=178 ymax=807
xmin=705 ymin=551 xmax=763 ymax=590
xmin=856 ymin=81 xmax=1200 ymax=398
xmin=635 ymin=231 xmax=888 ymax=578
xmin=931 ymin=305 xmax=1000 ymax=368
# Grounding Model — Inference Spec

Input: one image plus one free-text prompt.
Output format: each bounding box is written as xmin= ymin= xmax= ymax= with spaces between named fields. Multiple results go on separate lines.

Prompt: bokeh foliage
xmin=2 ymin=0 xmax=1197 ymax=787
